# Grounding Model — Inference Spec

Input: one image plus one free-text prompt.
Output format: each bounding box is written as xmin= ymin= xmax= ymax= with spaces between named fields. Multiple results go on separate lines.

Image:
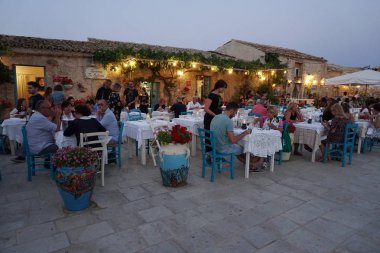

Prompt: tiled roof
xmin=0 ymin=34 xmax=234 ymax=59
xmin=230 ymin=39 xmax=327 ymax=62
xmin=327 ymin=64 xmax=362 ymax=73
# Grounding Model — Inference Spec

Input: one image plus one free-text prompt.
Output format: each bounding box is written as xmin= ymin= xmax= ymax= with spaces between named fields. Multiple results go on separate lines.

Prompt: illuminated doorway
xmin=14 ymin=65 xmax=45 ymax=101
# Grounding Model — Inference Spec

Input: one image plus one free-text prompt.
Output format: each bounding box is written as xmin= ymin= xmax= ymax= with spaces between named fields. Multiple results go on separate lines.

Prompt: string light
xmin=192 ymin=62 xmax=197 ymax=68
xmin=177 ymin=70 xmax=184 ymax=76
xmin=228 ymin=69 xmax=233 ymax=74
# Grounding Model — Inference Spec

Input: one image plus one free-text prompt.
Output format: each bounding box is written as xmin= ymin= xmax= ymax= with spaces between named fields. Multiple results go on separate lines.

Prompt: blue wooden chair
xmin=323 ymin=123 xmax=358 ymax=167
xmin=198 ymin=128 xmax=235 ymax=182
xmin=128 ymin=109 xmax=144 ymax=121
xmin=108 ymin=121 xmax=124 ymax=167
xmin=180 ymin=111 xmax=193 ymax=115
xmin=362 ymin=133 xmax=380 ymax=153
xmin=248 ymin=112 xmax=261 ymax=117
xmin=22 ymin=126 xmax=54 ymax=181
xmin=0 ymin=134 xmax=8 ymax=154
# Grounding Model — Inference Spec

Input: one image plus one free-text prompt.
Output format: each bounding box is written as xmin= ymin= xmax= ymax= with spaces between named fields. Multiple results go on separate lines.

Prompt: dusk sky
xmin=1 ymin=0 xmax=379 ymax=67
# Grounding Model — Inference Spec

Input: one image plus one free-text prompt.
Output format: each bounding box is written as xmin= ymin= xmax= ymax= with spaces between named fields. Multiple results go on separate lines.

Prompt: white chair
xmin=149 ymin=118 xmax=170 ymax=167
xmin=80 ymin=131 xmax=109 ymax=187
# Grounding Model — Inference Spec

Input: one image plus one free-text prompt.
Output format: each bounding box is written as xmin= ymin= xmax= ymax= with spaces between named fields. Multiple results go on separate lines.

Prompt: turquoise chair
xmin=108 ymin=121 xmax=124 ymax=167
xmin=128 ymin=109 xmax=144 ymax=121
xmin=198 ymin=128 xmax=235 ymax=182
xmin=244 ymin=105 xmax=253 ymax=110
xmin=22 ymin=126 xmax=54 ymax=181
xmin=323 ymin=123 xmax=358 ymax=167
xmin=248 ymin=112 xmax=261 ymax=117
xmin=180 ymin=111 xmax=193 ymax=115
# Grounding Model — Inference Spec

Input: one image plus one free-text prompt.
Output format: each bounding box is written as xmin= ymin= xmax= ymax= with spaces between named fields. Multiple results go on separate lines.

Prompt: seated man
xmin=64 ymin=104 xmax=106 ymax=146
xmin=251 ymin=99 xmax=268 ymax=117
xmin=26 ymin=100 xmax=62 ymax=155
xmin=210 ymin=102 xmax=253 ymax=165
xmin=170 ymin=96 xmax=187 ymax=118
xmin=187 ymin=96 xmax=201 ymax=110
xmin=96 ymin=99 xmax=119 ymax=145
xmin=154 ymin=98 xmax=166 ymax=112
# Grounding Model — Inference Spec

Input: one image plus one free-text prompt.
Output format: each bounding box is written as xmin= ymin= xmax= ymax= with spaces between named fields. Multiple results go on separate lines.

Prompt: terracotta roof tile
xmin=0 ymin=34 xmax=235 ymax=59
xmin=231 ymin=39 xmax=327 ymax=62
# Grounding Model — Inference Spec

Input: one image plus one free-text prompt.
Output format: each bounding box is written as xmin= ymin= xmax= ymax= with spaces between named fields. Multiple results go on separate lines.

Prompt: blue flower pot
xmin=55 ymin=166 xmax=96 ymax=211
xmin=159 ymin=144 xmax=190 ymax=187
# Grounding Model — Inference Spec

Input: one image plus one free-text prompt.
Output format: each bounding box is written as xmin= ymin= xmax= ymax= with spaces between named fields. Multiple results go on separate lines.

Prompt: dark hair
xmin=373 ymin=102 xmax=380 ymax=112
xmin=45 ymin=87 xmax=53 ymax=95
xmin=67 ymin=96 xmax=75 ymax=101
xmin=343 ymin=91 xmax=347 ymax=96
xmin=54 ymin=84 xmax=63 ymax=91
xmin=212 ymin=79 xmax=227 ymax=91
xmin=61 ymin=100 xmax=71 ymax=109
xmin=225 ymin=102 xmax=239 ymax=111
xmin=75 ymin=104 xmax=91 ymax=116
xmin=27 ymin=81 xmax=39 ymax=88
xmin=16 ymin=98 xmax=26 ymax=111
xmin=341 ymin=102 xmax=350 ymax=113
xmin=35 ymin=100 xmax=47 ymax=111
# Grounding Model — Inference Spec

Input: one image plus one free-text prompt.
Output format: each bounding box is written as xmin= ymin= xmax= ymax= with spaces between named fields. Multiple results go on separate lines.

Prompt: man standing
xmin=124 ymin=81 xmax=139 ymax=110
xmin=27 ymin=81 xmax=44 ymax=111
xmin=27 ymin=100 xmax=61 ymax=155
xmin=96 ymin=99 xmax=119 ymax=144
xmin=95 ymin=79 xmax=112 ymax=101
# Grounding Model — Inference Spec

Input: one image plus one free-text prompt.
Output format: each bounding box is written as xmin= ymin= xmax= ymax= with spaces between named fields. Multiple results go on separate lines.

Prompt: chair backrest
xmin=80 ymin=131 xmax=109 ymax=152
xmin=344 ymin=123 xmax=358 ymax=146
xmin=150 ymin=119 xmax=171 ymax=150
xmin=21 ymin=126 xmax=32 ymax=156
xmin=244 ymin=105 xmax=253 ymax=110
xmin=151 ymin=115 xmax=170 ymax=122
xmin=181 ymin=111 xmax=193 ymax=115
xmin=130 ymin=109 xmax=141 ymax=113
xmin=197 ymin=128 xmax=216 ymax=157
xmin=248 ymin=112 xmax=261 ymax=117
xmin=117 ymin=122 xmax=124 ymax=145
xmin=128 ymin=111 xmax=143 ymax=121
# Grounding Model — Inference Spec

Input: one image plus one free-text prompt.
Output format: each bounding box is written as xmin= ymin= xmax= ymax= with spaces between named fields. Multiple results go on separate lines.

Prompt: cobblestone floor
xmin=0 ymin=146 xmax=379 ymax=253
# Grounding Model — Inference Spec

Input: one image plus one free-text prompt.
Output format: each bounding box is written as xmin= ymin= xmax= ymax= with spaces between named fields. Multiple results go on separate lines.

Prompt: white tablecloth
xmin=120 ymin=111 xmax=147 ymax=121
xmin=293 ymin=122 xmax=326 ymax=162
xmin=152 ymin=111 xmax=174 ymax=119
xmin=355 ymin=120 xmax=371 ymax=138
xmin=172 ymin=117 xmax=204 ymax=136
xmin=236 ymin=128 xmax=282 ymax=157
xmin=122 ymin=120 xmax=170 ymax=148
xmin=1 ymin=118 xmax=27 ymax=143
xmin=294 ymin=122 xmax=325 ymax=134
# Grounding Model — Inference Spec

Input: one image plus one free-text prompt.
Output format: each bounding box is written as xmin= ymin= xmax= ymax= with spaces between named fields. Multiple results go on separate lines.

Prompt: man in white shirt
xmin=96 ymin=99 xmax=119 ymax=144
xmin=187 ymin=96 xmax=201 ymax=110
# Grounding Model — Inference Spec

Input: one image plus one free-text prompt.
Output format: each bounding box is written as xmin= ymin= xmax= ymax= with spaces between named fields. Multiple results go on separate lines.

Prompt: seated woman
xmin=341 ymin=102 xmax=355 ymax=122
xmin=319 ymin=103 xmax=351 ymax=161
xmin=61 ymin=100 xmax=74 ymax=120
xmin=359 ymin=103 xmax=371 ymax=120
xmin=154 ymin=98 xmax=166 ymax=112
xmin=322 ymin=98 xmax=337 ymax=122
xmin=9 ymin=98 xmax=28 ymax=118
xmin=64 ymin=104 xmax=106 ymax=146
xmin=284 ymin=102 xmax=305 ymax=155
xmin=366 ymin=102 xmax=380 ymax=139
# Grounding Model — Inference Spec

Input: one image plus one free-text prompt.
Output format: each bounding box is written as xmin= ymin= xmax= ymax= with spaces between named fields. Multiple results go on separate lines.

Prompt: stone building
xmin=0 ymin=34 xmax=275 ymax=118
xmin=215 ymin=39 xmax=328 ymax=98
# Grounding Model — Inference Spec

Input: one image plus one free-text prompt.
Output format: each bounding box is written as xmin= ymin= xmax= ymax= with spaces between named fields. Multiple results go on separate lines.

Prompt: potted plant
xmin=156 ymin=124 xmax=191 ymax=187
xmin=52 ymin=147 xmax=99 ymax=211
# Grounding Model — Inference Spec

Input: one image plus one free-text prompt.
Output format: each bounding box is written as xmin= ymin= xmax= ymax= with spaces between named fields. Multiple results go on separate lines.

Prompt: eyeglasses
xmin=97 ymin=103 xmax=105 ymax=107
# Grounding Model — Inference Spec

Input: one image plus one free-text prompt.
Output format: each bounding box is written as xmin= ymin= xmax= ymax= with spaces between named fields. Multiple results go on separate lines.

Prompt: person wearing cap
xmin=187 ymin=96 xmax=201 ymax=110
xmin=169 ymin=96 xmax=187 ymax=118
xmin=204 ymin=80 xmax=227 ymax=152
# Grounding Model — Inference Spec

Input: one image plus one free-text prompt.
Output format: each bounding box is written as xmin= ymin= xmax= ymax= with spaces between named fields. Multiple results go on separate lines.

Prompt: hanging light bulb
xmin=192 ymin=62 xmax=197 ymax=68
xmin=177 ymin=70 xmax=184 ymax=76
xmin=172 ymin=61 xmax=177 ymax=67
xmin=228 ymin=69 xmax=233 ymax=74
xmin=129 ymin=60 xmax=136 ymax=67
xmin=271 ymin=70 xmax=275 ymax=75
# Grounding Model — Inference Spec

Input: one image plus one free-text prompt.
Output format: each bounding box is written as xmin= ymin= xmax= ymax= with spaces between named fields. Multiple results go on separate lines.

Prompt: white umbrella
xmin=325 ymin=69 xmax=380 ymax=86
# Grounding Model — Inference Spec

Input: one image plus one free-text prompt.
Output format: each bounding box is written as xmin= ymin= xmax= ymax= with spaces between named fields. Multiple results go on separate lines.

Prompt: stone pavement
xmin=0 ymin=146 xmax=379 ymax=253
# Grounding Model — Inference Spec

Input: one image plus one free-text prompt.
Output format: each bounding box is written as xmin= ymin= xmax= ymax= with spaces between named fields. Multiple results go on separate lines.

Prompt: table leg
xmin=270 ymin=155 xmax=275 ymax=172
xmin=245 ymin=152 xmax=250 ymax=179
xmin=357 ymin=137 xmax=362 ymax=154
xmin=191 ymin=135 xmax=196 ymax=157
xmin=9 ymin=140 xmax=16 ymax=156
xmin=311 ymin=138 xmax=319 ymax=163
xmin=141 ymin=139 xmax=146 ymax=165
xmin=127 ymin=137 xmax=133 ymax=158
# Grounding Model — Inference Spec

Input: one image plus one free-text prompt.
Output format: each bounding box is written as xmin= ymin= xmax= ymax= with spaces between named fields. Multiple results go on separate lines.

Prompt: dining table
xmin=122 ymin=119 xmax=171 ymax=165
xmin=293 ymin=121 xmax=327 ymax=162
xmin=355 ymin=120 xmax=371 ymax=154
xmin=235 ymin=128 xmax=282 ymax=179
xmin=1 ymin=118 xmax=27 ymax=155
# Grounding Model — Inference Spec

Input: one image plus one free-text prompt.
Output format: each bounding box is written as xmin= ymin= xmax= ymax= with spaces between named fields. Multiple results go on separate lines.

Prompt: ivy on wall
xmin=93 ymin=46 xmax=287 ymax=72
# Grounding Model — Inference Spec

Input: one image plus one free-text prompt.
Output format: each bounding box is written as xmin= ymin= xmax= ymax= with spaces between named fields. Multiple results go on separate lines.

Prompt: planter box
xmin=159 ymin=144 xmax=190 ymax=187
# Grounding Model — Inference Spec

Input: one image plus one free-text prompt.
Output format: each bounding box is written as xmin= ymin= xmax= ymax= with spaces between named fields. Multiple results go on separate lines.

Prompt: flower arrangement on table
xmin=53 ymin=147 xmax=99 ymax=198
xmin=156 ymin=124 xmax=192 ymax=145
